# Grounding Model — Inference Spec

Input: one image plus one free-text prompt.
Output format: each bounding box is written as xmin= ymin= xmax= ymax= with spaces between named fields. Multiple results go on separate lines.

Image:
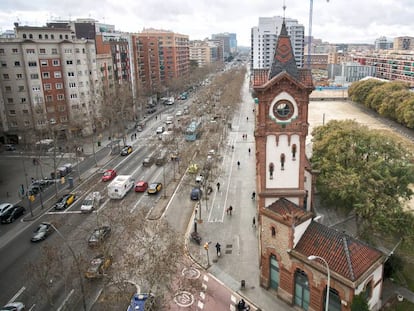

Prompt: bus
xmin=185 ymin=120 xmax=202 ymax=141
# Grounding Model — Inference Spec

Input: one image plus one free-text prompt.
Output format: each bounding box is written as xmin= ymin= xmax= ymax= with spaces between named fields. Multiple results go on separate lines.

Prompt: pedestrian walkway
xmin=187 ymin=73 xmax=293 ymax=311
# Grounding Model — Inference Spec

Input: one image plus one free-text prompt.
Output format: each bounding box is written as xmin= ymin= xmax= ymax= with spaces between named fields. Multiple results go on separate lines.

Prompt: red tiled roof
xmin=294 ymin=221 xmax=383 ymax=281
xmin=267 ymin=198 xmax=308 ymax=219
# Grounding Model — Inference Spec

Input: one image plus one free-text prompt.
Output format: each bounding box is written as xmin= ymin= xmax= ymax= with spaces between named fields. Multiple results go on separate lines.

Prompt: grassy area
xmin=382 ymin=297 xmax=414 ymax=311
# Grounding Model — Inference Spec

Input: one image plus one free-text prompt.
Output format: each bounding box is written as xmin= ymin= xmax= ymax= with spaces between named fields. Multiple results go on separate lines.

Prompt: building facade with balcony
xmin=0 ymin=23 xmax=98 ymax=144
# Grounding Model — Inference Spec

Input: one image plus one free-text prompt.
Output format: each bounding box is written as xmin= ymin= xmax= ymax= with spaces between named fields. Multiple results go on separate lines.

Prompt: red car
xmin=102 ymin=169 xmax=117 ymax=182
xmin=134 ymin=181 xmax=149 ymax=192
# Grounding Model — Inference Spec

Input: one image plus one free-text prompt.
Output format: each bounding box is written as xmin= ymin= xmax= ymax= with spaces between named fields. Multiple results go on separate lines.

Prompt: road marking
xmin=197 ymin=301 xmax=204 ymax=309
xmin=8 ymin=286 xmax=25 ymax=304
xmin=203 ymin=275 xmax=209 ymax=282
xmin=56 ymin=288 xmax=74 ymax=311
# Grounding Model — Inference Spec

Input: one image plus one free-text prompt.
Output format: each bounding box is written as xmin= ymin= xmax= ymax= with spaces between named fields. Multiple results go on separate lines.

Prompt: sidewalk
xmin=187 ymin=73 xmax=293 ymax=311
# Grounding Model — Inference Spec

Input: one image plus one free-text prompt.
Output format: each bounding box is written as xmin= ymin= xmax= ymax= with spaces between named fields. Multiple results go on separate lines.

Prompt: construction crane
xmin=307 ymin=0 xmax=330 ymax=68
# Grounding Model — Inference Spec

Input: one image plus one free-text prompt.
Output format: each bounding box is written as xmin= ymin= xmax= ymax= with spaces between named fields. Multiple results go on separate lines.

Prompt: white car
xmin=195 ymin=174 xmax=204 ymax=184
xmin=175 ymin=110 xmax=183 ymax=117
xmin=156 ymin=126 xmax=165 ymax=134
xmin=0 ymin=302 xmax=25 ymax=311
xmin=81 ymin=192 xmax=101 ymax=213
xmin=0 ymin=203 xmax=13 ymax=217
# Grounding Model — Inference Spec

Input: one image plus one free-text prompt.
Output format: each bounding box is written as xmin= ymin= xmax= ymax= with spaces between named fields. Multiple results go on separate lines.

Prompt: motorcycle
xmin=236 ymin=299 xmax=250 ymax=310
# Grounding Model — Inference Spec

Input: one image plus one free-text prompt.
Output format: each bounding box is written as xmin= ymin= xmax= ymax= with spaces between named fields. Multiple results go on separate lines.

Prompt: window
xmin=3 ymin=74 xmax=10 ymax=79
xmin=22 ymin=109 xmax=29 ymax=114
xmin=40 ymin=60 xmax=48 ymax=67
xmin=76 ymin=59 xmax=81 ymax=65
xmin=12 ymin=48 xmax=18 ymax=53
xmin=38 ymin=34 xmax=42 ymax=39
xmin=60 ymin=116 xmax=68 ymax=122
xmin=1 ymin=61 xmax=7 ymax=67
xmin=70 ymin=93 xmax=78 ymax=99
xmin=280 ymin=153 xmax=285 ymax=170
xmin=69 ymin=82 xmax=76 ymax=88
xmin=0 ymin=48 xmax=4 ymax=54
xmin=16 ymin=73 xmax=23 ymax=79
xmin=66 ymin=60 xmax=73 ymax=65
xmin=51 ymin=34 xmax=54 ymax=39
xmin=44 ymin=83 xmax=51 ymax=90
xmin=78 ymin=71 xmax=83 ymax=76
xmin=42 ymin=72 xmax=50 ymax=79
xmin=26 ymin=49 xmax=35 ymax=54
xmin=14 ymin=61 xmax=21 ymax=67
xmin=57 ymin=94 xmax=64 ymax=100
xmin=64 ymin=49 xmax=72 ymax=54
xmin=24 ymin=120 xmax=30 ymax=126
xmin=54 ymin=71 xmax=62 ymax=78
xmin=28 ymin=61 xmax=37 ymax=67
xmin=58 ymin=105 xmax=66 ymax=112
xmin=271 ymin=226 xmax=276 ymax=237
xmin=9 ymin=110 xmax=16 ymax=115
xmin=46 ymin=95 xmax=53 ymax=102
xmin=55 ymin=83 xmax=63 ymax=89
xmin=67 ymin=72 xmax=74 ymax=77
xmin=18 ymin=86 xmax=24 ymax=92
xmin=44 ymin=34 xmax=48 ymax=39
xmin=30 ymin=73 xmax=39 ymax=79
xmin=64 ymin=35 xmax=68 ymax=40
xmin=10 ymin=121 xmax=18 ymax=128
xmin=22 ymin=34 xmax=27 ymax=39
xmin=59 ymin=34 xmax=63 ymax=39
xmin=364 ymin=281 xmax=373 ymax=300
xmin=52 ymin=59 xmax=60 ymax=66
xmin=52 ymin=48 xmax=58 ymax=55
xmin=32 ymin=86 xmax=41 ymax=92
xmin=292 ymin=144 xmax=297 ymax=160
xmin=75 ymin=48 xmax=80 ymax=53
xmin=5 ymin=86 xmax=12 ymax=92
xmin=78 ymin=81 xmax=83 ymax=87
xmin=7 ymin=98 xmax=13 ymax=104
xmin=21 ymin=98 xmax=27 ymax=103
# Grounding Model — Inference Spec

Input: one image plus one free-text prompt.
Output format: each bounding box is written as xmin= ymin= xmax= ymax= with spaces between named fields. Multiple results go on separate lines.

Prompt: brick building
xmin=252 ymin=20 xmax=385 ymax=311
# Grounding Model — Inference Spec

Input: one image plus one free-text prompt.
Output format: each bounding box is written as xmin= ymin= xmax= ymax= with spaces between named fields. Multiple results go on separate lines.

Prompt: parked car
xmin=102 ymin=169 xmax=117 ymax=182
xmin=142 ymin=157 xmax=154 ymax=167
xmin=135 ymin=181 xmax=149 ymax=192
xmin=0 ymin=203 xmax=14 ymax=217
xmin=195 ymin=174 xmax=204 ymax=184
xmin=121 ymin=145 xmax=133 ymax=156
xmin=31 ymin=222 xmax=53 ymax=242
xmin=53 ymin=193 xmax=76 ymax=210
xmin=88 ymin=226 xmax=111 ymax=247
xmin=147 ymin=182 xmax=162 ymax=194
xmin=156 ymin=126 xmax=165 ymax=134
xmin=191 ymin=187 xmax=202 ymax=200
xmin=85 ymin=254 xmax=113 ymax=279
xmin=4 ymin=144 xmax=16 ymax=151
xmin=175 ymin=110 xmax=183 ymax=117
xmin=0 ymin=302 xmax=25 ymax=311
xmin=0 ymin=205 xmax=25 ymax=224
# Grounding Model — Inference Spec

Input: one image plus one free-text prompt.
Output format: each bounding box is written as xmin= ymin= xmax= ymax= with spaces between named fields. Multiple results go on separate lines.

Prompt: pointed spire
xmin=268 ymin=16 xmax=299 ymax=81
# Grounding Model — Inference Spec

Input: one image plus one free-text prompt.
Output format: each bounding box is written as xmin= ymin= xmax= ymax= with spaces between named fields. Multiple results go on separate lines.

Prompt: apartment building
xmin=354 ymin=52 xmax=414 ymax=87
xmin=134 ymin=29 xmax=189 ymax=92
xmin=251 ymin=16 xmax=305 ymax=70
xmin=189 ymin=40 xmax=221 ymax=67
xmin=394 ymin=36 xmax=414 ymax=51
xmin=0 ymin=23 xmax=98 ymax=144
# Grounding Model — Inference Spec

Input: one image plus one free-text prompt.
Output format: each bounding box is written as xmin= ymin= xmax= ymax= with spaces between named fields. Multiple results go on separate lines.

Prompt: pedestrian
xmin=131 ymin=134 xmax=134 ymax=140
xmin=216 ymin=182 xmax=221 ymax=191
xmin=231 ymin=145 xmax=234 ymax=151
xmin=251 ymin=191 xmax=256 ymax=200
xmin=242 ymin=134 xmax=244 ymax=140
xmin=237 ymin=161 xmax=240 ymax=168
xmin=252 ymin=216 xmax=256 ymax=228
xmin=156 ymin=115 xmax=158 ymax=120
xmin=32 ymin=158 xmax=36 ymax=165
xmin=248 ymin=148 xmax=251 ymax=155
xmin=215 ymin=242 xmax=221 ymax=256
xmin=245 ymin=133 xmax=248 ymax=140
xmin=134 ymin=133 xmax=137 ymax=139
xmin=229 ymin=205 xmax=233 ymax=215
xmin=247 ymin=116 xmax=249 ymax=121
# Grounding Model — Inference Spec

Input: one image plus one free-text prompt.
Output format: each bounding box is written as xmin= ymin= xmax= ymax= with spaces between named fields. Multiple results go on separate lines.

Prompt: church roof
xmin=294 ymin=221 xmax=383 ymax=282
xmin=268 ymin=20 xmax=299 ymax=81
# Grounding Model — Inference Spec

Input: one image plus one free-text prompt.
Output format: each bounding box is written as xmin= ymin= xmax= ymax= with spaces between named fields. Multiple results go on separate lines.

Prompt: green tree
xmin=348 ymin=79 xmax=385 ymax=107
xmin=351 ymin=293 xmax=370 ymax=311
xmin=311 ymin=120 xmax=414 ymax=238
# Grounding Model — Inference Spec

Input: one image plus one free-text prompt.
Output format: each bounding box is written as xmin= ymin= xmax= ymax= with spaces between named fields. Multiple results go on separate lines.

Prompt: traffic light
xmin=204 ymin=242 xmax=209 ymax=250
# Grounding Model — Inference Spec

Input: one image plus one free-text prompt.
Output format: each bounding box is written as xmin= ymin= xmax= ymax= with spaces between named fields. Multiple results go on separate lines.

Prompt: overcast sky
xmin=0 ymin=0 xmax=412 ymax=46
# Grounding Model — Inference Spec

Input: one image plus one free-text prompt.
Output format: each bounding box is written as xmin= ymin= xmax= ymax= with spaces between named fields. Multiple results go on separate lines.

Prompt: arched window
xmin=22 ymin=34 xmax=27 ymax=39
xmin=29 ymin=34 xmax=33 ymax=39
xmin=292 ymin=144 xmax=297 ymax=160
xmin=271 ymin=226 xmax=276 ymax=237
xmin=270 ymin=255 xmax=279 ymax=289
xmin=280 ymin=153 xmax=285 ymax=170
xmin=324 ymin=287 xmax=341 ymax=311
xmin=294 ymin=269 xmax=310 ymax=310
xmin=38 ymin=34 xmax=42 ymax=39
xmin=269 ymin=162 xmax=274 ymax=179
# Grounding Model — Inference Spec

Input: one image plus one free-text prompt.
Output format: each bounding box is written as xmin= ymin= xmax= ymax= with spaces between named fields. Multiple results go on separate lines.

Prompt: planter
xmin=397 ymin=294 xmax=404 ymax=302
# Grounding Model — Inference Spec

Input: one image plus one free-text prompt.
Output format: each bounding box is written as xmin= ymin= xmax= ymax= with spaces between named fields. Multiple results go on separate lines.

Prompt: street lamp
xmin=308 ymin=255 xmax=330 ymax=311
xmin=50 ymin=223 xmax=87 ymax=311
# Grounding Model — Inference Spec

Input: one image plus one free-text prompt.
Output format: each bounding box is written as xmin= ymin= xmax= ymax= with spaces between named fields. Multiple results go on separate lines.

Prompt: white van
xmin=165 ymin=116 xmax=174 ymax=125
xmin=107 ymin=175 xmax=135 ymax=199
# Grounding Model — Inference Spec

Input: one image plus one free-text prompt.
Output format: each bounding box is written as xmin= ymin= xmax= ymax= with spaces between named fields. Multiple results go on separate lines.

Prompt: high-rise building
xmin=394 ymin=36 xmax=414 ymax=51
xmin=251 ymin=16 xmax=305 ymax=70
xmin=211 ymin=33 xmax=237 ymax=60
xmin=374 ymin=36 xmax=393 ymax=50
xmin=189 ymin=40 xmax=221 ymax=68
xmin=0 ymin=23 xmax=98 ymax=143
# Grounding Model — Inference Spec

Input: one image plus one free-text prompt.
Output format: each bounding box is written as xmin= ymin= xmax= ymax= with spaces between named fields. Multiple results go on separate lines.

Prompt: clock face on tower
xmin=273 ymin=100 xmax=294 ymax=121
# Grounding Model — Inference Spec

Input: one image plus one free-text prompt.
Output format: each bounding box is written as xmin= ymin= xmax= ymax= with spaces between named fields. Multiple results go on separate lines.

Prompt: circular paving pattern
xmin=174 ymin=291 xmax=194 ymax=307
xmin=181 ymin=267 xmax=201 ymax=280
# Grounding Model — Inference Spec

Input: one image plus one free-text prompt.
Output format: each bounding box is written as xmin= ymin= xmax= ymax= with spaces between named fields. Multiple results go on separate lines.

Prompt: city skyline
xmin=1 ymin=0 xmax=413 ymax=47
